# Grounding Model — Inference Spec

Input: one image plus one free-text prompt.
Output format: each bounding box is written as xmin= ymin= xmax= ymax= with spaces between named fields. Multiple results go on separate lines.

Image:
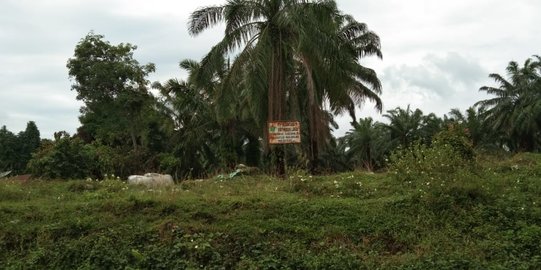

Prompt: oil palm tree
xmin=383 ymin=106 xmax=425 ymax=148
xmin=344 ymin=117 xmax=390 ymax=171
xmin=189 ymin=0 xmax=383 ymax=174
xmin=189 ymin=0 xmax=314 ymax=175
xmin=476 ymin=57 xmax=541 ymax=151
xmin=295 ymin=12 xmax=382 ymax=172
xmin=446 ymin=107 xmax=493 ymax=148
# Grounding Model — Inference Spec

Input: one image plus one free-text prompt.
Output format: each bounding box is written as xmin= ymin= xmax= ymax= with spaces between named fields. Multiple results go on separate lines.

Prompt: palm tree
xmin=189 ymin=0 xmax=382 ymax=175
xmin=295 ymin=12 xmax=383 ymax=173
xmin=383 ymin=106 xmax=425 ymax=148
xmin=153 ymin=78 xmax=218 ymax=178
xmin=476 ymin=57 xmax=541 ymax=151
xmin=446 ymin=107 xmax=493 ymax=148
xmin=344 ymin=117 xmax=390 ymax=171
xmin=189 ymin=0 xmax=307 ymax=175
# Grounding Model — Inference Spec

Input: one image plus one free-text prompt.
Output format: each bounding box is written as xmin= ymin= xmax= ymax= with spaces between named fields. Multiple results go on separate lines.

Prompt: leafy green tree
xmin=28 ymin=132 xmax=97 ymax=179
xmin=0 ymin=126 xmax=17 ymax=172
xmin=0 ymin=122 xmax=41 ymax=174
xmin=67 ymin=33 xmax=156 ymax=151
xmin=17 ymin=121 xmax=41 ymax=173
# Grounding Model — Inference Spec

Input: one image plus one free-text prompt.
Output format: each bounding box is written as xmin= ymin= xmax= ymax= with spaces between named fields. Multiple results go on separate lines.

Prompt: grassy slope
xmin=1 ymin=154 xmax=541 ymax=269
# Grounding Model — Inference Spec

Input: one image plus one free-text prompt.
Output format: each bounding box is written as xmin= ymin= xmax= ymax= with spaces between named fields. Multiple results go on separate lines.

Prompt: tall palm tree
xmin=295 ymin=12 xmax=382 ymax=172
xmin=476 ymin=57 xmax=541 ymax=151
xmin=189 ymin=0 xmax=383 ymax=175
xmin=189 ymin=0 xmax=309 ymax=175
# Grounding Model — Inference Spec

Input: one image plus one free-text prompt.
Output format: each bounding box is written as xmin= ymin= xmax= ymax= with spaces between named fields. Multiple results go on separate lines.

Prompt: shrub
xmin=389 ymin=141 xmax=470 ymax=184
xmin=27 ymin=135 xmax=98 ymax=180
xmin=432 ymin=124 xmax=475 ymax=161
xmin=388 ymin=125 xmax=475 ymax=186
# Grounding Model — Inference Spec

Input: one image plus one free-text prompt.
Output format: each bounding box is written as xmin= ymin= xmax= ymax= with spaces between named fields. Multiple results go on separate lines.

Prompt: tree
xmin=67 ymin=33 xmax=156 ymax=151
xmin=18 ymin=121 xmax=41 ymax=172
xmin=476 ymin=56 xmax=541 ymax=152
xmin=189 ymin=0 xmax=382 ymax=175
xmin=27 ymin=132 xmax=97 ymax=179
xmin=153 ymin=56 xmax=262 ymax=179
xmin=0 ymin=122 xmax=41 ymax=174
xmin=153 ymin=78 xmax=218 ymax=179
xmin=344 ymin=117 xmax=390 ymax=171
xmin=294 ymin=11 xmax=383 ymax=173
xmin=445 ymin=107 xmax=494 ymax=149
xmin=383 ymin=106 xmax=425 ymax=148
xmin=0 ymin=126 xmax=17 ymax=172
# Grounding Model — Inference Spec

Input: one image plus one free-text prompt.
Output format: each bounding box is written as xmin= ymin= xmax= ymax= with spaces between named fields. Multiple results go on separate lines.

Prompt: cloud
xmin=1 ymin=0 xmax=541 ymax=139
xmin=333 ymin=52 xmax=491 ymax=136
xmin=0 ymin=0 xmax=225 ymax=138
xmin=382 ymin=52 xmax=487 ymax=98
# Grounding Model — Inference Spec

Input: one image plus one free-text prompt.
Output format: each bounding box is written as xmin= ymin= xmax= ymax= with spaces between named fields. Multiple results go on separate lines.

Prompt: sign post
xmin=268 ymin=121 xmax=301 ymax=144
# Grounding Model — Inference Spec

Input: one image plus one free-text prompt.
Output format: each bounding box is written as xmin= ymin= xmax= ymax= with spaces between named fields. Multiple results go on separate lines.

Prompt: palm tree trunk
xmin=269 ymin=41 xmax=286 ymax=177
xmin=301 ymin=55 xmax=320 ymax=174
xmin=130 ymin=128 xmax=138 ymax=151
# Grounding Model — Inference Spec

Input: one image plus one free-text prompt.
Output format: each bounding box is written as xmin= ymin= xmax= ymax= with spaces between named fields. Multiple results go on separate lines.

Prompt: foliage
xmin=388 ymin=125 xmax=475 ymax=186
xmin=0 ymin=126 xmax=18 ymax=172
xmin=344 ymin=117 xmax=391 ymax=171
xmin=476 ymin=55 xmax=541 ymax=152
xmin=384 ymin=106 xmax=443 ymax=148
xmin=432 ymin=124 xmax=475 ymax=161
xmin=67 ymin=32 xmax=159 ymax=153
xmin=188 ymin=0 xmax=383 ymax=175
xmin=27 ymin=133 xmax=97 ymax=180
xmin=0 ymin=122 xmax=41 ymax=174
xmin=2 ymin=153 xmax=541 ymax=268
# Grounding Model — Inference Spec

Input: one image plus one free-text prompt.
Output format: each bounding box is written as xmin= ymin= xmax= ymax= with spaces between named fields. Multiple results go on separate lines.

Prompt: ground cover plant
xmin=1 ymin=153 xmax=540 ymax=269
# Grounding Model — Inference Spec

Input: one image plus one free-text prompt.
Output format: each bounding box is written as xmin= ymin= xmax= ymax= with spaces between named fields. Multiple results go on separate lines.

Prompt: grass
xmin=1 ymin=153 xmax=541 ymax=269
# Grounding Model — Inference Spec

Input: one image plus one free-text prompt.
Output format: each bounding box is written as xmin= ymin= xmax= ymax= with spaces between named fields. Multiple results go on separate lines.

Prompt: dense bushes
xmin=2 ymin=152 xmax=541 ymax=268
xmin=28 ymin=135 xmax=97 ymax=179
xmin=389 ymin=125 xmax=475 ymax=186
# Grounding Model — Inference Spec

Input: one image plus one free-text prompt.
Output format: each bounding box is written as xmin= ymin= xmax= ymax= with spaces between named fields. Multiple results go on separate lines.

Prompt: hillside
xmin=1 ymin=153 xmax=541 ymax=269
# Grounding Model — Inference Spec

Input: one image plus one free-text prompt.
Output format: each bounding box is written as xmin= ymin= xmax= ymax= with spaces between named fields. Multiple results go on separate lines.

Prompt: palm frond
xmin=189 ymin=6 xmax=226 ymax=35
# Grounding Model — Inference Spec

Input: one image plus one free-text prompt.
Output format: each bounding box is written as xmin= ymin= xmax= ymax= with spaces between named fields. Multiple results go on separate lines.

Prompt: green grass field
xmin=1 ymin=153 xmax=541 ymax=269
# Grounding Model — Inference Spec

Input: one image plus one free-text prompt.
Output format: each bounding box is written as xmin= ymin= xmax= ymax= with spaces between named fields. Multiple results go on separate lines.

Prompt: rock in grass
xmin=128 ymin=173 xmax=174 ymax=187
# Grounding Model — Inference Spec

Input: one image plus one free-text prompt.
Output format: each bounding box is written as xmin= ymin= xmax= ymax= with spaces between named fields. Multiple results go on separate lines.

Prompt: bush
xmin=27 ymin=135 xmax=98 ymax=179
xmin=389 ymin=141 xmax=470 ymax=184
xmin=388 ymin=126 xmax=475 ymax=186
xmin=433 ymin=124 xmax=475 ymax=161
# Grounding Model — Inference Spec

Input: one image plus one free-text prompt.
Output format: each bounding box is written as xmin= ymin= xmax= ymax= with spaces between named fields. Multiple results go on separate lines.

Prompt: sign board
xmin=268 ymin=121 xmax=301 ymax=144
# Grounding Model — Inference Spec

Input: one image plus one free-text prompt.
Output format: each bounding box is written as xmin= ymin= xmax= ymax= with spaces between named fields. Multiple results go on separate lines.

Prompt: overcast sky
xmin=1 ymin=0 xmax=540 ymax=138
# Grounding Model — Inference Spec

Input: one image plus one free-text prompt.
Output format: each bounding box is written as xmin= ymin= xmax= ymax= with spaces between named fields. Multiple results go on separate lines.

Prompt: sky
xmin=1 ymin=0 xmax=540 ymax=138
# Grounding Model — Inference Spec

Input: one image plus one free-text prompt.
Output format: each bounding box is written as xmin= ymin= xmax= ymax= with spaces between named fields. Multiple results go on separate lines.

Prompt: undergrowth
xmin=1 ymin=153 xmax=540 ymax=269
